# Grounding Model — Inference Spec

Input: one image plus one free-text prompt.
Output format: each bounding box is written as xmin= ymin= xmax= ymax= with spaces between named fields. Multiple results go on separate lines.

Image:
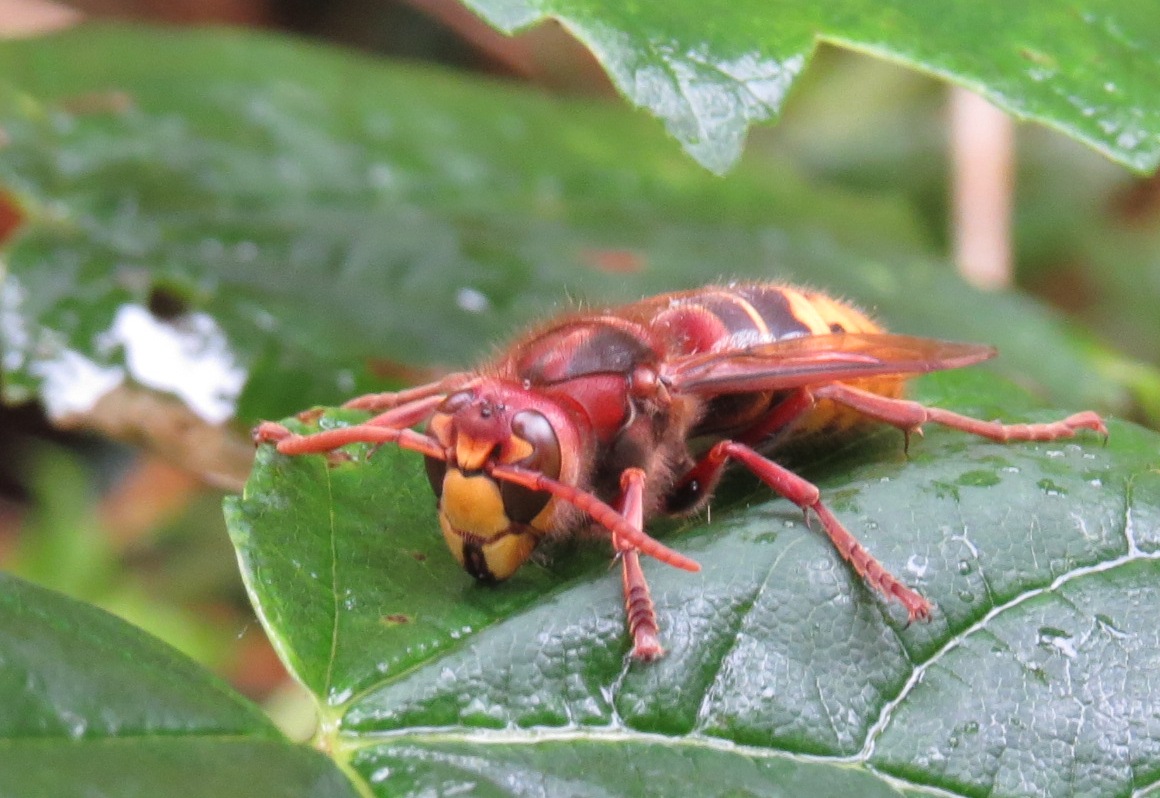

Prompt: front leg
xmin=341 ymin=372 xmax=473 ymax=414
xmin=253 ymin=418 xmax=445 ymax=461
xmin=253 ymin=389 xmax=458 ymax=462
xmin=614 ymin=468 xmax=664 ymax=661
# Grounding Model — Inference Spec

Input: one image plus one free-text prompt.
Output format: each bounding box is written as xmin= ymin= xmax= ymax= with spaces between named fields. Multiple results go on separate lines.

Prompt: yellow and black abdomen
xmin=783 ymin=287 xmax=906 ymax=441
xmin=646 ymin=283 xmax=906 ymax=444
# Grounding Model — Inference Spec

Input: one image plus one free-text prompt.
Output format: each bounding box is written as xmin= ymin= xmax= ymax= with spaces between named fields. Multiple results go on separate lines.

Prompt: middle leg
xmin=670 ymin=439 xmax=931 ymax=622
xmin=613 ymin=467 xmax=664 ymax=661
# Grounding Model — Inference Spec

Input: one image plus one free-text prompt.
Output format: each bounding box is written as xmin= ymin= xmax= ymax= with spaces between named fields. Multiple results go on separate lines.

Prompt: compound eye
xmin=500 ymin=410 xmax=561 ymax=523
xmin=509 ymin=410 xmax=561 ymax=478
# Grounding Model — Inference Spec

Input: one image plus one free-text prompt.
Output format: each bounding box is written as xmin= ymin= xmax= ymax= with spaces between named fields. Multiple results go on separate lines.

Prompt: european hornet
xmin=255 ymin=284 xmax=1106 ymax=660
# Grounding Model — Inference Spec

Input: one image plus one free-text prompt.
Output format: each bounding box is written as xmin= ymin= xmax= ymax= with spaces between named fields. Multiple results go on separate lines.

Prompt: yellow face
xmin=435 ymin=470 xmax=538 ymax=581
xmin=423 ymin=392 xmax=563 ymax=582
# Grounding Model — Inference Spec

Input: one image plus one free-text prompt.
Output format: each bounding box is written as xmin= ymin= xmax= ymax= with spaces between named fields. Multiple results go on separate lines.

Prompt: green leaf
xmin=226 ymin=371 xmax=1160 ymax=797
xmin=461 ymin=0 xmax=1160 ymax=173
xmin=0 ymin=571 xmax=358 ymax=798
xmin=0 ymin=25 xmax=1140 ymax=434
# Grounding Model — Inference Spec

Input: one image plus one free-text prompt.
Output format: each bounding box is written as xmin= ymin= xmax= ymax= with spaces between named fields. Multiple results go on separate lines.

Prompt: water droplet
xmin=956 ymin=469 xmax=1000 ymax=488
xmin=1118 ymin=129 xmax=1145 ymax=150
xmin=367 ymin=162 xmax=396 ymax=189
xmin=958 ymin=590 xmax=975 ymax=603
xmin=456 ymin=287 xmax=490 ymax=314
xmin=958 ymin=559 xmax=973 ymax=575
xmin=1038 ymin=626 xmax=1077 ymax=658
xmin=1095 ymin=614 xmax=1131 ymax=639
xmin=931 ymin=481 xmax=960 ymax=501
xmin=234 ymin=241 xmax=259 ymax=262
xmin=60 ymin=710 xmax=87 ymax=740
xmin=196 ymin=236 xmax=225 ymax=260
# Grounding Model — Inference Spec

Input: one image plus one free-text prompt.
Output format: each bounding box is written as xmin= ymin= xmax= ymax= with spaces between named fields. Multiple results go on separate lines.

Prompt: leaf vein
xmin=859 ymin=542 xmax=1160 ymax=762
xmin=692 ymin=534 xmax=807 ymax=731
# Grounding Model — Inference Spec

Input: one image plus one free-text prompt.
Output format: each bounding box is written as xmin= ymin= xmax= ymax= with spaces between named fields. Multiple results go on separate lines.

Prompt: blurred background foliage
xmin=1 ymin=0 xmax=1158 ymax=734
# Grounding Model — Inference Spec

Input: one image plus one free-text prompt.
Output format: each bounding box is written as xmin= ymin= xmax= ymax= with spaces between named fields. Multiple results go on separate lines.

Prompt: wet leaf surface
xmin=463 ymin=0 xmax=1160 ymax=173
xmin=226 ymin=372 xmax=1160 ymax=797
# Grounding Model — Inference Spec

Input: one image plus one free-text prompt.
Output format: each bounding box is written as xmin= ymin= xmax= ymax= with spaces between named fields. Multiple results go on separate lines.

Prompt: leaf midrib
xmin=331 ymin=724 xmax=954 ymax=797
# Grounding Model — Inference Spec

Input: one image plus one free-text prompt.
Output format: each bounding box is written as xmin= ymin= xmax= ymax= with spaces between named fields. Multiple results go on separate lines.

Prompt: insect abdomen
xmin=644 ymin=284 xmax=906 ymax=441
xmin=642 ymin=283 xmax=878 ymax=345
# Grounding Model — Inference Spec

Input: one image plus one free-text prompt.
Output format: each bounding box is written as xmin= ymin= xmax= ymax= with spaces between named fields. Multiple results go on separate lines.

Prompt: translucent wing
xmin=662 ymin=333 xmax=996 ymax=394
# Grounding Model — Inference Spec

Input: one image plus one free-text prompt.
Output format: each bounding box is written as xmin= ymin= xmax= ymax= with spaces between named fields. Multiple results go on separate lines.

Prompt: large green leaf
xmin=226 ymin=371 xmax=1160 ymax=797
xmin=0 ymin=25 xmax=1142 ymax=439
xmin=461 ymin=0 xmax=1160 ymax=173
xmin=0 ymin=571 xmax=358 ymax=797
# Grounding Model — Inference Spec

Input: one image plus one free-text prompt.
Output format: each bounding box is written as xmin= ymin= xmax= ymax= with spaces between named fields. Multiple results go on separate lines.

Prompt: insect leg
xmin=676 ymin=440 xmax=931 ymax=622
xmin=254 ymin=421 xmax=446 ymax=461
xmin=254 ymin=393 xmax=449 ymax=463
xmin=811 ymin=383 xmax=1108 ymax=443
xmin=488 ymin=464 xmax=700 ymax=573
xmin=362 ymin=394 xmax=446 ymax=429
xmin=614 ymin=468 xmax=664 ymax=661
xmin=341 ymin=372 xmax=474 ymax=413
xmin=666 ymin=389 xmax=815 ymax=515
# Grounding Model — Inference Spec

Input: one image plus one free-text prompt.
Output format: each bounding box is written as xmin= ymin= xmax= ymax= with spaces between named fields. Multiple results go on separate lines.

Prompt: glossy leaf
xmin=747 ymin=51 xmax=1160 ymax=423
xmin=0 ymin=572 xmax=358 ymax=798
xmin=0 ymin=25 xmax=1140 ymax=436
xmin=462 ymin=0 xmax=1160 ymax=174
xmin=226 ymin=371 xmax=1160 ymax=797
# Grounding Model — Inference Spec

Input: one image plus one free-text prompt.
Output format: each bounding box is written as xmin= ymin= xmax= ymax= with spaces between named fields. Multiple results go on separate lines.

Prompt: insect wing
xmin=663 ymin=333 xmax=996 ymax=394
